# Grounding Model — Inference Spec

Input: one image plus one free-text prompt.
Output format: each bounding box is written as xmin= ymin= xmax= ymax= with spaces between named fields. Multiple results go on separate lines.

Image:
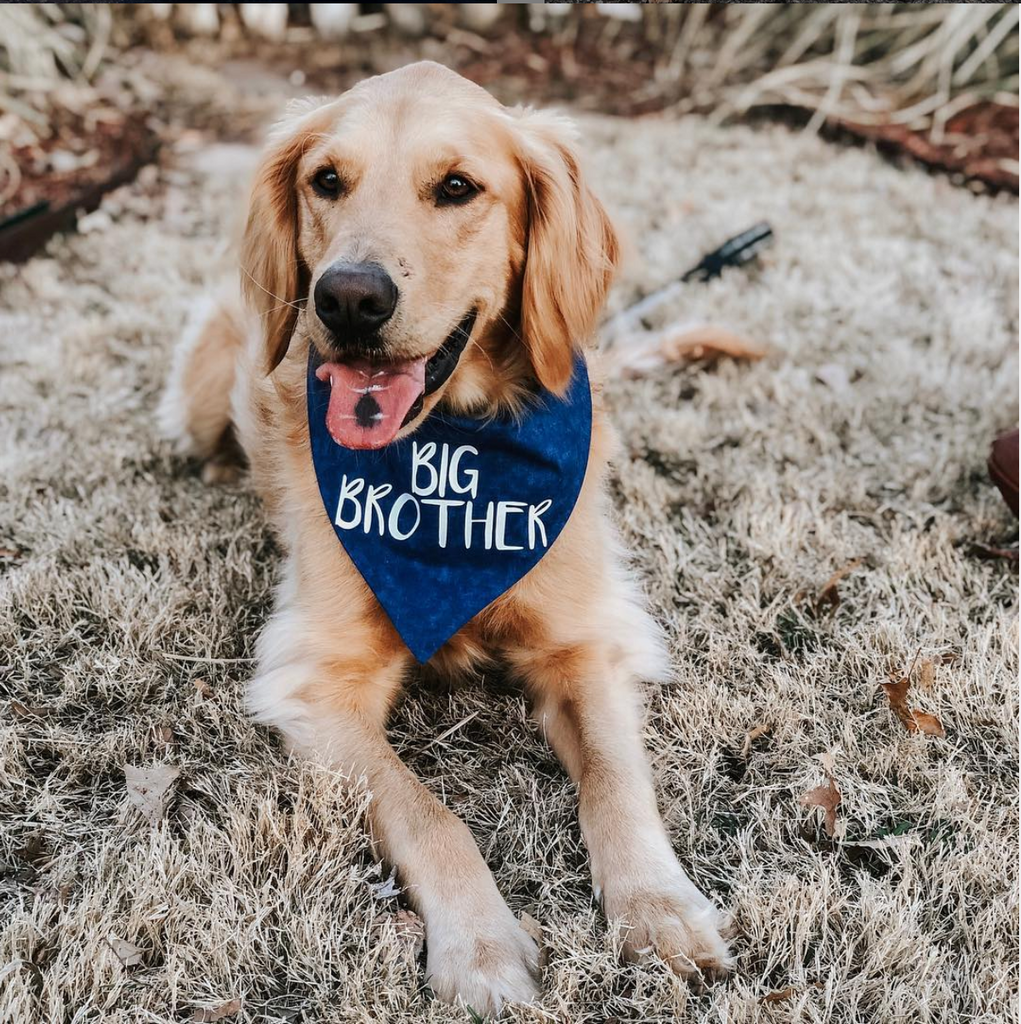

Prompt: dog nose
xmin=314 ymin=262 xmax=398 ymax=337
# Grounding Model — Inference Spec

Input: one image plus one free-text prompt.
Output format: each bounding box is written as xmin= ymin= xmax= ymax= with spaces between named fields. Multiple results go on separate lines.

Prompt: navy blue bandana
xmin=307 ymin=351 xmax=592 ymax=663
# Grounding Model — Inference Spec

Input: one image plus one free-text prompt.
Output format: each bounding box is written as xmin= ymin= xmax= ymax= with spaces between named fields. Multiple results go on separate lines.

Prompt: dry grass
xmin=1 ymin=67 xmax=1018 ymax=1023
xmin=650 ymin=3 xmax=1019 ymax=130
xmin=4 ymin=4 xmax=1018 ymax=134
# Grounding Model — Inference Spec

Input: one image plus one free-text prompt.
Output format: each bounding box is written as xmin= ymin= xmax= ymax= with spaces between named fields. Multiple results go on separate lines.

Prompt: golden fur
xmin=162 ymin=62 xmax=732 ymax=1014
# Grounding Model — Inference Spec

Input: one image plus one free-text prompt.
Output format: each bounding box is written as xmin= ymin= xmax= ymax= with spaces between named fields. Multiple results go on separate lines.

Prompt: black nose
xmin=314 ymin=262 xmax=398 ymax=338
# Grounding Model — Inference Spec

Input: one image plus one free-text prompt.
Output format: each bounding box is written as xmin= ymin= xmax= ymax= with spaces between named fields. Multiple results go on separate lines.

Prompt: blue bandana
xmin=307 ymin=352 xmax=592 ymax=662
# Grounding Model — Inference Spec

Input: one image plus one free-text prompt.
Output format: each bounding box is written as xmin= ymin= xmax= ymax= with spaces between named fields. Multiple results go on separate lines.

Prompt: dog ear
xmin=513 ymin=111 xmax=620 ymax=394
xmin=240 ymin=102 xmax=331 ymax=373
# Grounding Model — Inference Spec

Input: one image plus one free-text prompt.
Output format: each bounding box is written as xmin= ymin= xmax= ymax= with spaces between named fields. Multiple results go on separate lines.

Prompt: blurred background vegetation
xmin=1 ymin=3 xmax=1018 ymax=250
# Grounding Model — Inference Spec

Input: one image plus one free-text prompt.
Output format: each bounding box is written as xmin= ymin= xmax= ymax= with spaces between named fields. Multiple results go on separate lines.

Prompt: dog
xmin=161 ymin=61 xmax=732 ymax=1014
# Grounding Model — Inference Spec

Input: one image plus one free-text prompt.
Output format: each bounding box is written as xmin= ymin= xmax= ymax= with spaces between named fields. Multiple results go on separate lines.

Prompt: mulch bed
xmin=216 ymin=23 xmax=1021 ymax=194
xmin=2 ymin=22 xmax=1016 ymax=262
xmin=0 ymin=108 xmax=158 ymax=262
xmin=835 ymin=102 xmax=1019 ymax=194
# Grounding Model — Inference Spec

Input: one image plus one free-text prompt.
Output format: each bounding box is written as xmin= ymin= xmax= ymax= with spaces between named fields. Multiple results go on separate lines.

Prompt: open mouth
xmin=315 ymin=309 xmax=477 ymax=450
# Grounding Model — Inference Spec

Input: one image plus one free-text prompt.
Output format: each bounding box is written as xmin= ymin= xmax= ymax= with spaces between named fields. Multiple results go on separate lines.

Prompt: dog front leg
xmin=248 ymin=646 xmax=538 ymax=1014
xmin=510 ymin=642 xmax=733 ymax=982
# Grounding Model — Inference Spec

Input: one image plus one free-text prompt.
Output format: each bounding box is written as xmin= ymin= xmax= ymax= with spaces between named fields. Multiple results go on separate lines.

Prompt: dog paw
xmin=605 ymin=884 xmax=734 ymax=984
xmin=425 ymin=906 xmax=540 ymax=1015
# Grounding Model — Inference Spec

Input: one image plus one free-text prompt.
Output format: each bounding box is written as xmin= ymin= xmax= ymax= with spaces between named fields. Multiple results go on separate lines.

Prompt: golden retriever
xmin=161 ymin=61 xmax=732 ymax=1014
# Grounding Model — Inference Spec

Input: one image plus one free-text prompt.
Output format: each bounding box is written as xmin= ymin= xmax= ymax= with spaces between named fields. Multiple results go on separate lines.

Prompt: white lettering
xmin=331 ymin=465 xmax=556 ymax=552
xmin=412 ymin=442 xmax=479 ymax=500
xmin=421 ymin=499 xmax=464 ymax=548
xmin=411 ymin=442 xmax=438 ymax=496
xmin=363 ymin=482 xmax=393 ymax=535
xmin=528 ymin=499 xmax=552 ymax=549
xmin=463 ymin=500 xmax=495 ymax=550
xmin=335 ymin=475 xmax=365 ymax=530
xmin=437 ymin=442 xmax=450 ymax=497
xmin=495 ymin=501 xmax=526 ymax=551
xmin=448 ymin=445 xmax=479 ymax=499
xmin=388 ymin=492 xmax=421 ymax=541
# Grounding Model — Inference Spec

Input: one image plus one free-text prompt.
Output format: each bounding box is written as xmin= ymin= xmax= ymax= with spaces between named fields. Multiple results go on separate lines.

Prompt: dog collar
xmin=307 ymin=351 xmax=592 ymax=662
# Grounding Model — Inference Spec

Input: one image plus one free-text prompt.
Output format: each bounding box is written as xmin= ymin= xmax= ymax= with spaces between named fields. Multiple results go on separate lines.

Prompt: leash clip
xmin=681 ymin=222 xmax=774 ymax=282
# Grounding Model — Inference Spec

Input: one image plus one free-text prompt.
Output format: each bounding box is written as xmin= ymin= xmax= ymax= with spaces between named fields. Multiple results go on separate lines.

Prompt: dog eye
xmin=437 ymin=174 xmax=478 ymax=205
xmin=312 ymin=167 xmax=342 ymax=199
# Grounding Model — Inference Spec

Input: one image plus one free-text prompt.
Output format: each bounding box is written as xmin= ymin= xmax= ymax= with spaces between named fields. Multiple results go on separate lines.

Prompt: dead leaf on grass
xmin=124 ymin=764 xmax=180 ymax=824
xmin=742 ymin=723 xmax=770 ymax=759
xmin=801 ymin=777 xmax=842 ymax=838
xmin=610 ymin=325 xmax=768 ymax=378
xmin=152 ymin=724 xmax=175 ymax=746
xmin=193 ymin=677 xmax=212 ymax=697
xmin=519 ymin=913 xmax=549 ymax=968
xmin=10 ymin=700 xmax=47 ymax=719
xmin=761 ymin=987 xmax=797 ymax=1003
xmin=814 ymin=558 xmax=862 ymax=615
xmin=0 ymin=547 xmax=20 ymax=559
xmin=881 ymin=675 xmax=914 ymax=731
xmin=106 ymin=931 xmax=144 ymax=967
xmin=659 ymin=325 xmax=767 ymax=365
xmin=908 ymin=710 xmax=946 ymax=737
xmin=881 ymin=666 xmax=946 ymax=738
xmin=192 ymin=999 xmax=241 ymax=1023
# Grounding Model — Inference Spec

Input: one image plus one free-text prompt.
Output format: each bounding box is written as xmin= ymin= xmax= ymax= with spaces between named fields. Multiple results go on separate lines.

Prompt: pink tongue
xmin=316 ymin=357 xmax=427 ymax=449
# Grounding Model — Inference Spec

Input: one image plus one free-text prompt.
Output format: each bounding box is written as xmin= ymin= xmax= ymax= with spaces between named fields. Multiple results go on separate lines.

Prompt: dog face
xmin=241 ymin=62 xmax=619 ymax=449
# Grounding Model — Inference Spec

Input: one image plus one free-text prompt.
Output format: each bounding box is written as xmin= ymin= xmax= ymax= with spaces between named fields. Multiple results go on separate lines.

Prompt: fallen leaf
xmin=0 ymin=547 xmax=20 ymax=558
xmin=910 ymin=711 xmax=946 ymax=738
xmin=11 ymin=700 xmax=47 ymax=719
xmin=153 ymin=725 xmax=175 ymax=746
xmin=881 ymin=673 xmax=946 ymax=738
xmin=124 ymin=764 xmax=180 ymax=824
xmin=814 ymin=558 xmax=862 ymax=614
xmin=193 ymin=678 xmax=212 ymax=697
xmin=801 ymin=777 xmax=841 ymax=838
xmin=881 ymin=676 xmax=915 ymax=731
xmin=608 ymin=324 xmax=768 ymax=378
xmin=192 ymin=1000 xmax=241 ymax=1023
xmin=106 ymin=931 xmax=144 ymax=967
xmin=659 ymin=326 xmax=767 ymax=366
xmin=742 ymin=723 xmax=770 ymax=759
xmin=519 ymin=912 xmax=549 ymax=968
xmin=761 ymin=987 xmax=797 ymax=1003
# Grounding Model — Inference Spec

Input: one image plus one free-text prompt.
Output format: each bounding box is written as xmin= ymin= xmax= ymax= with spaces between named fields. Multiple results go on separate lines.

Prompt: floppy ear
xmin=240 ymin=100 xmax=331 ymax=373
xmin=514 ymin=111 xmax=620 ymax=394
